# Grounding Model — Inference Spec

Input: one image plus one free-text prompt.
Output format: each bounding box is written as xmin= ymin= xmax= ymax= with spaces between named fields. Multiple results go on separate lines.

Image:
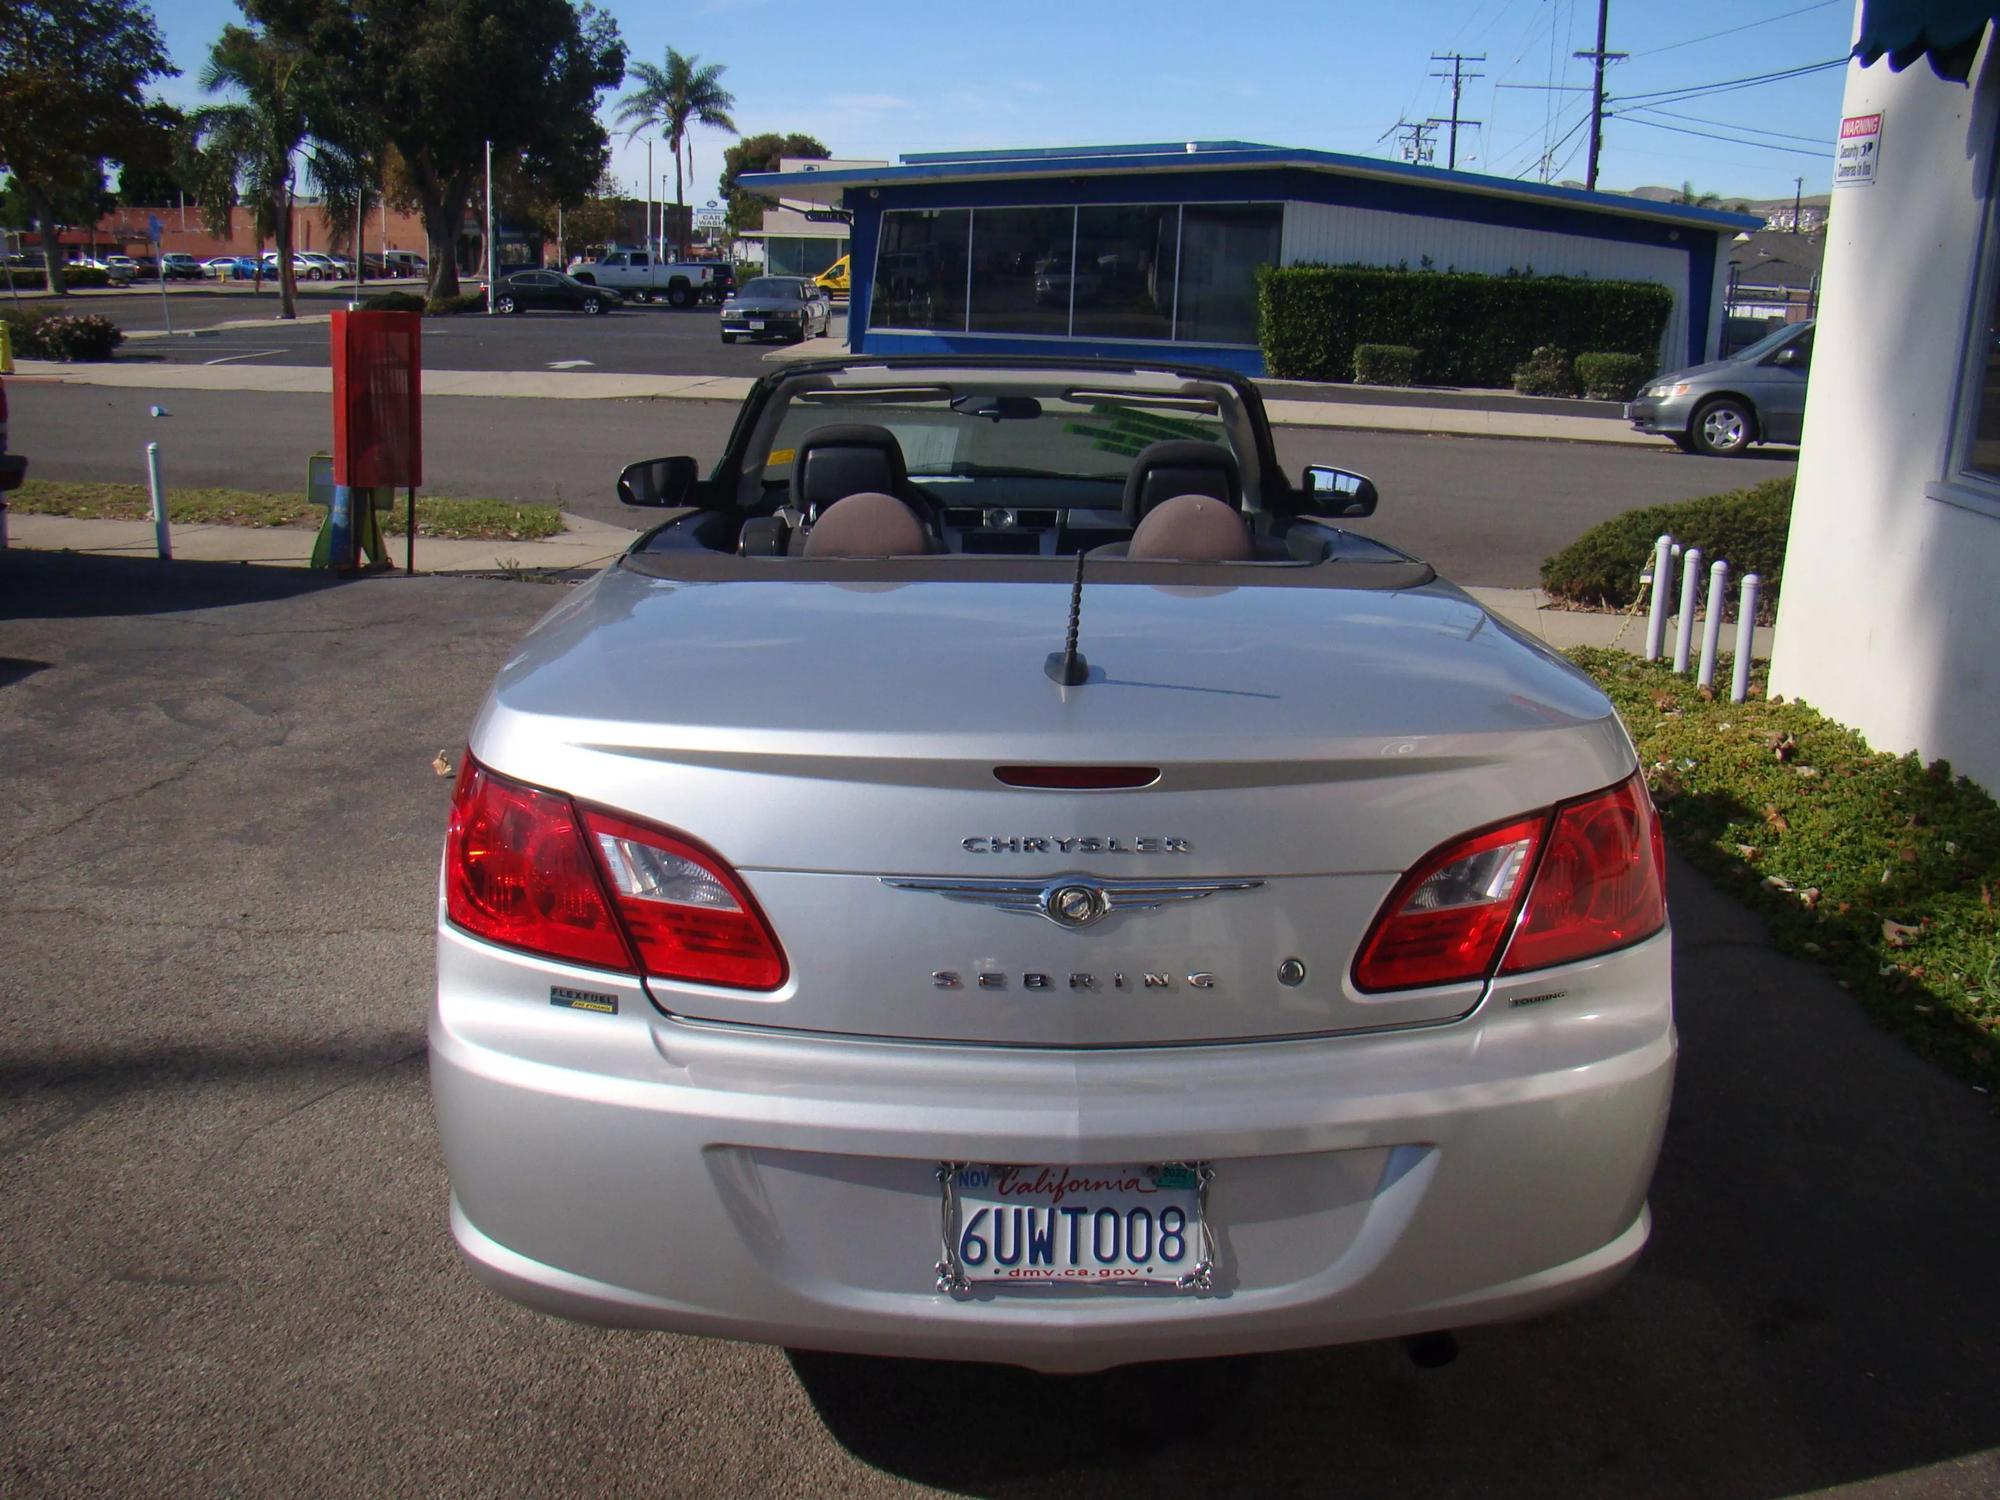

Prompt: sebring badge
xmin=882 ymin=873 xmax=1262 ymax=930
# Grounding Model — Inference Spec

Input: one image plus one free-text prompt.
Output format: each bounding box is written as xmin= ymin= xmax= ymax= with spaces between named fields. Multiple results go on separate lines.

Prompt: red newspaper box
xmin=331 ymin=309 xmax=421 ymax=488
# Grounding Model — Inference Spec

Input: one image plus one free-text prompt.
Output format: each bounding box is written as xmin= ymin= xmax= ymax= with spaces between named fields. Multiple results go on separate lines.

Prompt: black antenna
xmin=1044 ymin=552 xmax=1089 ymax=686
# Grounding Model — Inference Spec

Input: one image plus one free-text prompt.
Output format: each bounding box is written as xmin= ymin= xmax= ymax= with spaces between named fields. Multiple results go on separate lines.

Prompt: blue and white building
xmin=743 ymin=141 xmax=1761 ymax=375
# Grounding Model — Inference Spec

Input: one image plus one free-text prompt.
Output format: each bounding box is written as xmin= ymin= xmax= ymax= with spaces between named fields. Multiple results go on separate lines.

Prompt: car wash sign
xmin=1835 ymin=113 xmax=1882 ymax=189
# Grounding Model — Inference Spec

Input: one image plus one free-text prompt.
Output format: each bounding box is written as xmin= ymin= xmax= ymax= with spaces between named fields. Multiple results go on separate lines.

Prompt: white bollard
xmin=1731 ymin=573 xmax=1760 ymax=703
xmin=1697 ymin=558 xmax=1729 ymax=689
xmin=146 ymin=441 xmax=172 ymax=560
xmin=1672 ymin=546 xmax=1703 ymax=674
xmin=1644 ymin=533 xmax=1673 ymax=661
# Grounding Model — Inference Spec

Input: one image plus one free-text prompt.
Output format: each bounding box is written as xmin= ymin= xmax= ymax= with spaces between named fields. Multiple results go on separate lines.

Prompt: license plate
xmin=936 ymin=1162 xmax=1213 ymax=1292
xmin=747 ymin=319 xmax=764 ymax=330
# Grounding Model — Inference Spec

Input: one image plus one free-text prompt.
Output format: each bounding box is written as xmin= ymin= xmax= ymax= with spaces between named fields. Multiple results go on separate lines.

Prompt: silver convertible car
xmin=431 ymin=356 xmax=1674 ymax=1373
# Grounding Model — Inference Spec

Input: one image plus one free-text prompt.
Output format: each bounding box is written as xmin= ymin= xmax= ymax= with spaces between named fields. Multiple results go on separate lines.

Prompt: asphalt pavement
xmin=2 ymin=549 xmax=1996 ymax=1498
xmin=7 ymin=380 xmax=1794 ymax=588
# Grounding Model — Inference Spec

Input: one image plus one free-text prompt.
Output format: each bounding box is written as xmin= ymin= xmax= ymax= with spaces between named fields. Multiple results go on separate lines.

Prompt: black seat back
xmin=790 ymin=424 xmax=911 ymax=520
xmin=1121 ymin=440 xmax=1240 ymax=526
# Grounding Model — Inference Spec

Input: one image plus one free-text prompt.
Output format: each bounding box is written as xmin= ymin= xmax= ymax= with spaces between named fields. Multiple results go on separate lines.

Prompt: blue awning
xmin=1853 ymin=0 xmax=1996 ymax=78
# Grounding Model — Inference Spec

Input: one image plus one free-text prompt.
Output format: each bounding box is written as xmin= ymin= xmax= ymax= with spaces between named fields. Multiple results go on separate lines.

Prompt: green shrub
xmin=1512 ymin=345 xmax=1576 ymax=397
xmin=1575 ymin=351 xmax=1654 ymax=401
xmin=1257 ymin=264 xmax=1671 ymax=387
xmin=424 ymin=292 xmax=485 ymax=316
xmin=1540 ymin=476 xmax=1795 ymax=609
xmin=1353 ymin=343 xmax=1420 ymax=385
xmin=63 ymin=265 xmax=112 ymax=288
xmin=24 ymin=312 xmax=124 ymax=361
xmin=0 ymin=305 xmax=43 ymax=358
xmin=0 ymin=266 xmax=112 ymax=291
xmin=359 ymin=290 xmax=425 ymax=313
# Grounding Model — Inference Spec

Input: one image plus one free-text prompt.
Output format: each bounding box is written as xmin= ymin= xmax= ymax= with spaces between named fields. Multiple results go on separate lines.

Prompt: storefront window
xmin=1073 ymin=205 xmax=1178 ymax=341
xmin=968 ymin=207 xmax=1076 ymax=334
xmin=768 ymin=236 xmax=843 ymax=277
xmin=1175 ymin=204 xmax=1282 ymax=345
xmin=868 ymin=209 xmax=970 ymax=331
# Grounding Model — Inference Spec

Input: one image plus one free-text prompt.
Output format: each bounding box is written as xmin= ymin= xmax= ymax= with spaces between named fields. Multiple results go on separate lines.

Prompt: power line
xmin=1612 ymin=56 xmax=1848 ymax=104
xmin=1622 ymin=104 xmax=1831 ymax=145
xmin=1428 ymin=51 xmax=1486 ymax=169
xmin=1630 ymin=0 xmax=1844 ymax=59
xmin=1610 ymin=113 xmax=1835 ymax=158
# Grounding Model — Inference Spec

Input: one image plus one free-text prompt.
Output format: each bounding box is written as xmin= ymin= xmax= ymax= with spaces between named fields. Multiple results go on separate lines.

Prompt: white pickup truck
xmin=566 ymin=249 xmax=717 ymax=307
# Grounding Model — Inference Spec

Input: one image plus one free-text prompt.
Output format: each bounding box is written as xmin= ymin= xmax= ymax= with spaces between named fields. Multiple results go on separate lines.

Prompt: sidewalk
xmin=0 ymin=509 xmax=1771 ymax=656
xmin=7 ymin=356 xmax=1665 ymax=445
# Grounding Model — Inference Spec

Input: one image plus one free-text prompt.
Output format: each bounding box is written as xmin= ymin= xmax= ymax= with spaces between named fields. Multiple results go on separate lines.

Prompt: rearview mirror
xmin=950 ymin=394 xmax=1043 ymax=422
xmin=617 ymin=455 xmax=699 ymax=508
xmin=1302 ymin=464 xmax=1379 ymax=518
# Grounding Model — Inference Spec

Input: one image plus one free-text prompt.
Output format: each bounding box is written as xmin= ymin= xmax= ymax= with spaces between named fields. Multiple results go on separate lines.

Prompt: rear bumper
xmin=431 ymin=925 xmax=1674 ymax=1373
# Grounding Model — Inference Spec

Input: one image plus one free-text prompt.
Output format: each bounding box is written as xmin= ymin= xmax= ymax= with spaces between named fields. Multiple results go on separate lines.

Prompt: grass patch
xmin=10 ymin=479 xmax=562 ymax=541
xmin=1542 ymin=477 xmax=1793 ymax=612
xmin=1573 ymin=647 xmax=2000 ymax=1094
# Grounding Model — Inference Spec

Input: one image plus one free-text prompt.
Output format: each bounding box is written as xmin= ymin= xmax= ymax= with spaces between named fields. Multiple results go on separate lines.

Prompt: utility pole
xmin=484 ymin=138 xmax=494 ymax=314
xmin=1792 ymin=175 xmax=1804 ymax=233
xmin=1575 ymin=0 xmax=1627 ymax=191
xmin=1428 ymin=52 xmax=1485 ymax=170
xmin=1389 ymin=120 xmax=1439 ymax=166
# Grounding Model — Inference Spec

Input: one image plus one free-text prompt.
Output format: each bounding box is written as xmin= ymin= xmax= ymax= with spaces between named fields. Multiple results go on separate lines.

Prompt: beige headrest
xmin=1125 ymin=494 xmax=1253 ymax=562
xmin=801 ymin=491 xmax=932 ymax=558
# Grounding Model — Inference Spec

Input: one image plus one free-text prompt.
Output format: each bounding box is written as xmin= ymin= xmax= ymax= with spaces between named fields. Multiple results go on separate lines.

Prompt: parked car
xmin=813 ymin=254 xmax=850 ymax=295
xmin=288 ymin=251 xmax=337 ymax=281
xmin=159 ymin=253 xmax=205 ymax=281
xmin=718 ymin=275 xmax=831 ymax=343
xmin=567 ymin=247 xmax=716 ymax=306
xmin=430 ymin=354 xmax=1675 ymax=1374
xmin=381 ymin=249 xmax=427 ymax=278
xmin=493 ymin=269 xmax=624 ymax=315
xmin=203 ymin=256 xmax=257 ymax=280
xmin=1626 ymin=319 xmax=1814 ymax=457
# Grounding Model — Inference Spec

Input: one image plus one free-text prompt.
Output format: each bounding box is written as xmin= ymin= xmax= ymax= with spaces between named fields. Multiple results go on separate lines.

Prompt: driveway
xmin=0 ymin=552 xmax=1993 ymax=1497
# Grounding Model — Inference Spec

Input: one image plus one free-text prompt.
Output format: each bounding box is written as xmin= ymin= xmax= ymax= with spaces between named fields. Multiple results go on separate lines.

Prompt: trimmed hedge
xmin=360 ymin=290 xmax=425 ymax=312
xmin=1353 ymin=343 xmax=1420 ymax=385
xmin=1576 ymin=351 xmax=1654 ymax=401
xmin=0 ymin=265 xmax=114 ymax=290
xmin=1540 ymin=476 xmax=1795 ymax=610
xmin=0 ymin=306 xmax=125 ymax=361
xmin=425 ymin=292 xmax=485 ymax=316
xmin=1512 ymin=345 xmax=1576 ymax=397
xmin=1258 ymin=264 xmax=1672 ymax=388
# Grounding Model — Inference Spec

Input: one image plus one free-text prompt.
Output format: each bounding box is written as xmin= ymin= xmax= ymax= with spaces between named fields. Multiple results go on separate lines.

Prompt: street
xmin=7 ymin=379 xmax=1795 ymax=588
xmin=2 ymin=550 xmax=1996 ymax=1498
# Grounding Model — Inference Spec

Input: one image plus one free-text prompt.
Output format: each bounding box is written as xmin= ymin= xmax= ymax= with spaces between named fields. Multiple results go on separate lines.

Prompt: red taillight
xmin=445 ymin=760 xmax=633 ymax=972
xmin=579 ymin=808 xmax=788 ymax=990
xmin=445 ymin=759 xmax=787 ymax=990
xmin=1352 ymin=814 xmax=1546 ymax=991
xmin=1352 ymin=772 xmax=1666 ymax=992
xmin=1499 ymin=773 xmax=1666 ymax=974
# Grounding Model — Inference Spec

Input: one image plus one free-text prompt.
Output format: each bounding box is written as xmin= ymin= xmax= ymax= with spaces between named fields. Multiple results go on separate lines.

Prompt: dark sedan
xmin=719 ymin=276 xmax=831 ymax=344
xmin=494 ymin=270 xmax=624 ymax=316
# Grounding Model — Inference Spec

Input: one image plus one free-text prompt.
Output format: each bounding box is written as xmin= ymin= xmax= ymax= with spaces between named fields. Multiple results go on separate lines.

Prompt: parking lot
xmin=2 ymin=549 xmax=1997 ymax=1498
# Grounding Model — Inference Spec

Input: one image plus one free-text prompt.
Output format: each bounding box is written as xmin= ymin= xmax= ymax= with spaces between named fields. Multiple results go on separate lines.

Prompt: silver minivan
xmin=1627 ymin=320 xmax=1813 ymax=456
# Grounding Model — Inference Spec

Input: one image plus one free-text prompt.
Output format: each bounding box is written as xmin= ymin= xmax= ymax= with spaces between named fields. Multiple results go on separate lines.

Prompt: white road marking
xmin=203 ymin=349 xmax=284 ymax=365
xmin=547 ymin=359 xmax=594 ymax=370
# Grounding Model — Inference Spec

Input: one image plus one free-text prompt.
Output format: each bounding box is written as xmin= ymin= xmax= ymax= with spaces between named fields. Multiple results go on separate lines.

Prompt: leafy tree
xmin=0 ymin=0 xmax=175 ymax=292
xmin=1674 ymin=181 xmax=1722 ymax=209
xmin=114 ymin=103 xmax=190 ymax=206
xmin=720 ymin=131 xmax=827 ymax=237
xmin=614 ymin=48 xmax=737 ymax=260
xmin=246 ymin=0 xmax=626 ymax=299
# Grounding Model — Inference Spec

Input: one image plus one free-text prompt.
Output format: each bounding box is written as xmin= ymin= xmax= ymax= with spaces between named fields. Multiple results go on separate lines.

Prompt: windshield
xmin=760 ymin=390 xmax=1230 ymax=485
xmin=741 ymin=278 xmax=798 ymax=298
xmin=1732 ymin=321 xmax=1810 ymax=362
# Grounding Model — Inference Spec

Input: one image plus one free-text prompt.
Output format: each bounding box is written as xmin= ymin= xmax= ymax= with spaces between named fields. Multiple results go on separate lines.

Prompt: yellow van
xmin=813 ymin=254 xmax=851 ymax=295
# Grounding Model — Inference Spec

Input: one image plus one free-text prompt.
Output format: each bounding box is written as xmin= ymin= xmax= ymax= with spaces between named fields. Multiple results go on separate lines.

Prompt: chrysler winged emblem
xmin=881 ymin=873 xmax=1263 ymax=930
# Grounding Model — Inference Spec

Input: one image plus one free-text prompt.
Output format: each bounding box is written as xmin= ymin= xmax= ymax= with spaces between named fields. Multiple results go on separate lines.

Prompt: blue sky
xmin=147 ymin=0 xmax=1857 ymax=205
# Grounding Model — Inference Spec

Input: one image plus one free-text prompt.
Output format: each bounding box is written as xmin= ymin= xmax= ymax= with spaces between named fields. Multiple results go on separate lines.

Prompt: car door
xmin=525 ymin=272 xmax=562 ymax=309
xmin=1751 ymin=325 xmax=1813 ymax=443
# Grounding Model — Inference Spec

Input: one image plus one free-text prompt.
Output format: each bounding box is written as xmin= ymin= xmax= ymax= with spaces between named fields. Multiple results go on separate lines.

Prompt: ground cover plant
xmin=9 ymin=480 xmax=562 ymax=540
xmin=1575 ymin=351 xmax=1653 ymax=401
xmin=0 ymin=306 xmax=125 ymax=360
xmin=1575 ymin=648 xmax=2000 ymax=1096
xmin=1542 ymin=477 xmax=1793 ymax=611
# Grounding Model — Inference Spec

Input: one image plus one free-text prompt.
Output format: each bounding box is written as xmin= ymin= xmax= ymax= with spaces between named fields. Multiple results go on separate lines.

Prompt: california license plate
xmin=937 ymin=1163 xmax=1212 ymax=1292
xmin=747 ymin=319 xmax=764 ymax=330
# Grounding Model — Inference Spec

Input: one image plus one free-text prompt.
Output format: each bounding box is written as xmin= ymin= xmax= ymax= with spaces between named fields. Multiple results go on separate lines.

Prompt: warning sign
xmin=1835 ymin=112 xmax=1882 ymax=189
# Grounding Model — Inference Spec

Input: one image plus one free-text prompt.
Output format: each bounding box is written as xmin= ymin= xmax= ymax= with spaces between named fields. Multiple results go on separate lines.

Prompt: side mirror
xmin=1301 ymin=464 xmax=1379 ymax=518
xmin=1771 ymin=346 xmax=1803 ymax=368
xmin=617 ymin=455 xmax=699 ymax=508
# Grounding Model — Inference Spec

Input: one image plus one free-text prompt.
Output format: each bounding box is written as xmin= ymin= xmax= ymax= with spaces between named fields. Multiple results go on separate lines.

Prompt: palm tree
xmin=1675 ymin=180 xmax=1722 ymax=209
xmin=183 ymin=25 xmax=312 ymax=318
xmin=614 ymin=49 xmax=737 ymax=260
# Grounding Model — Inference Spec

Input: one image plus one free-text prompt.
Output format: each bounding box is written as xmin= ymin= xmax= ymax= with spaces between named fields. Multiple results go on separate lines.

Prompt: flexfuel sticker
xmin=550 ymin=985 xmax=618 ymax=1015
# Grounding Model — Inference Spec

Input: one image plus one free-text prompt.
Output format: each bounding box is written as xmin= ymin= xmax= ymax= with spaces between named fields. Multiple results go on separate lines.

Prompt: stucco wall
xmin=1768 ymin=43 xmax=2000 ymax=787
